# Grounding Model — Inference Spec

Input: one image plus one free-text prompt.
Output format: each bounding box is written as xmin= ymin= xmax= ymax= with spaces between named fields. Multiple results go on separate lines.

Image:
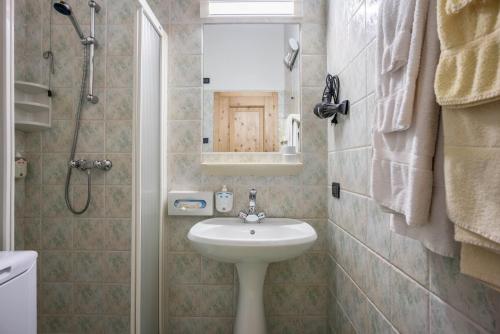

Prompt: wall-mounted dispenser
xmin=313 ymin=74 xmax=349 ymax=124
xmin=215 ymin=185 xmax=233 ymax=213
xmin=284 ymin=38 xmax=299 ymax=71
xmin=168 ymin=191 xmax=214 ymax=216
xmin=15 ymin=153 xmax=27 ymax=179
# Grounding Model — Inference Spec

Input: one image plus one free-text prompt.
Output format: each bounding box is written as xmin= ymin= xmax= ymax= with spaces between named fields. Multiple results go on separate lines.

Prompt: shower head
xmin=53 ymin=1 xmax=85 ymax=40
xmin=53 ymin=1 xmax=72 ymax=15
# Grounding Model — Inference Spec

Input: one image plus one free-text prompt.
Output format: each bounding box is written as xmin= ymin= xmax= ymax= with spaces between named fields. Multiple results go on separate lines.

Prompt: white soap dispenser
xmin=215 ymin=185 xmax=233 ymax=213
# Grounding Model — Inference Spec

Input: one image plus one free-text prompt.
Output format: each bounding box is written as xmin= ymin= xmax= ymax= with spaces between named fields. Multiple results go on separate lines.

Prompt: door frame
xmin=131 ymin=1 xmax=168 ymax=333
xmin=0 ymin=0 xmax=15 ymax=251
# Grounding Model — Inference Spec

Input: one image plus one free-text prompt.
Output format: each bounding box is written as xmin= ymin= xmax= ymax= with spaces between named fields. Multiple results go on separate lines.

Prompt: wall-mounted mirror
xmin=203 ymin=23 xmax=301 ymax=154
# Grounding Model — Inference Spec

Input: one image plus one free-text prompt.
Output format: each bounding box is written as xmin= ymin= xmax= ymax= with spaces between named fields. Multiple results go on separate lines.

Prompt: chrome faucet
xmin=239 ymin=189 xmax=266 ymax=223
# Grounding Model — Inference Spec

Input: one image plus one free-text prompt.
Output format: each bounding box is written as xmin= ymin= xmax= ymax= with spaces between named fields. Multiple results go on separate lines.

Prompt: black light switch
xmin=332 ymin=182 xmax=340 ymax=199
xmin=203 ymin=78 xmax=210 ymax=84
xmin=203 ymin=137 xmax=209 ymax=144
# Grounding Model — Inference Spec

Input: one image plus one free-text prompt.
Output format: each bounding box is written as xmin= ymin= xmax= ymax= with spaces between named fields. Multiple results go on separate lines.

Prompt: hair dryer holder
xmin=313 ymin=74 xmax=349 ymax=124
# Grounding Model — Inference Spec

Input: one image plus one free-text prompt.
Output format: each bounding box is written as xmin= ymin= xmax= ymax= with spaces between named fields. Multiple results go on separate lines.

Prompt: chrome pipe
xmin=87 ymin=1 xmax=99 ymax=104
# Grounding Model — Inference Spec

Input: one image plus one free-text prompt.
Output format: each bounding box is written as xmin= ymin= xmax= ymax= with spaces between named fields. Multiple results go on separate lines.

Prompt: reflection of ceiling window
xmin=201 ymin=1 xmax=301 ymax=17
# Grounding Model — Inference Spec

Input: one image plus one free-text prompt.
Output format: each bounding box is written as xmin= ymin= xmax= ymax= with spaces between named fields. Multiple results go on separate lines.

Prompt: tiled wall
xmin=149 ymin=0 xmax=330 ymax=332
xmin=326 ymin=0 xmax=500 ymax=333
xmin=15 ymin=0 xmax=135 ymax=332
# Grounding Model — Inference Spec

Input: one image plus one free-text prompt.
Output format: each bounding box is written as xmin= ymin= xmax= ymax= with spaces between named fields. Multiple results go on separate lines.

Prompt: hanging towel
xmin=376 ymin=0 xmax=430 ymax=132
xmin=442 ymin=101 xmax=500 ymax=288
xmin=443 ymin=102 xmax=500 ymax=245
xmin=456 ymin=226 xmax=500 ymax=254
xmin=460 ymin=244 xmax=500 ymax=292
xmin=444 ymin=0 xmax=475 ymax=15
xmin=372 ymin=0 xmax=443 ymax=230
xmin=435 ymin=0 xmax=500 ymax=107
xmin=391 ymin=116 xmax=458 ymax=257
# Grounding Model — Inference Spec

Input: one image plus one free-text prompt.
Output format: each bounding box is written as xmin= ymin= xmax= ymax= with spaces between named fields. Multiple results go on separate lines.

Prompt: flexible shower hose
xmin=64 ymin=44 xmax=92 ymax=214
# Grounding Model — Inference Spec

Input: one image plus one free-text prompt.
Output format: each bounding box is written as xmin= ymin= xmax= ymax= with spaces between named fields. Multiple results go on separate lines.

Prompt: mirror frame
xmin=200 ymin=22 xmax=304 ymax=175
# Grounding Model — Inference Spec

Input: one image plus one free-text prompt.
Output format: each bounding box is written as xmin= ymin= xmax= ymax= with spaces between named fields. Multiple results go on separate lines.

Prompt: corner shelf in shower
xmin=14 ymin=81 xmax=52 ymax=132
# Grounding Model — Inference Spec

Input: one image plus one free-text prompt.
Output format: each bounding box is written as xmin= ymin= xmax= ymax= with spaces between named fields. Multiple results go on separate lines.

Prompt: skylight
xmin=206 ymin=1 xmax=295 ymax=16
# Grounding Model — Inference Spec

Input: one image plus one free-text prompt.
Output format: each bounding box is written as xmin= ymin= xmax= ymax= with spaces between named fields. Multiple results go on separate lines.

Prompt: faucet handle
xmin=257 ymin=212 xmax=266 ymax=222
xmin=238 ymin=211 xmax=248 ymax=220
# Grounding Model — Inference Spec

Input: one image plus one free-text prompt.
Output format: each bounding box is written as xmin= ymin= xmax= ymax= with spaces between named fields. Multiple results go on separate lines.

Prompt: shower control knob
xmin=69 ymin=160 xmax=81 ymax=169
xmin=94 ymin=159 xmax=112 ymax=171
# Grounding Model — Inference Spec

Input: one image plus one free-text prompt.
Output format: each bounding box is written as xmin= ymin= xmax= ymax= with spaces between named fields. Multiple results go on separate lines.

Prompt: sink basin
xmin=188 ymin=217 xmax=317 ymax=334
xmin=188 ymin=217 xmax=317 ymax=263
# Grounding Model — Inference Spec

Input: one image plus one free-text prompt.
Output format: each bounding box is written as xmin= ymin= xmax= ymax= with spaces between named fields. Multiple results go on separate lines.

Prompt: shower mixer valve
xmin=69 ymin=159 xmax=112 ymax=172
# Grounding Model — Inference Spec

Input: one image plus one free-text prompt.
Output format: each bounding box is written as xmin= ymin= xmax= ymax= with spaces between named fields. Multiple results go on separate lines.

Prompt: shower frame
xmin=0 ymin=0 xmax=15 ymax=251
xmin=131 ymin=1 xmax=168 ymax=333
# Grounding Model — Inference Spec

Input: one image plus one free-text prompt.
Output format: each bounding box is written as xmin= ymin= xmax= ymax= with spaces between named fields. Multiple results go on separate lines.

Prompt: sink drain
xmin=250 ymin=229 xmax=255 ymax=235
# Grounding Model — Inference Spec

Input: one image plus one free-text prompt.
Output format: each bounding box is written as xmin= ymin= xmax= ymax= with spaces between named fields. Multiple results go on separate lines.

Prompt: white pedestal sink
xmin=188 ymin=218 xmax=317 ymax=334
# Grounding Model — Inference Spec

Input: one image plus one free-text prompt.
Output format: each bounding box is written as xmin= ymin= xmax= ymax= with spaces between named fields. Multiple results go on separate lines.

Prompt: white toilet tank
xmin=0 ymin=251 xmax=38 ymax=334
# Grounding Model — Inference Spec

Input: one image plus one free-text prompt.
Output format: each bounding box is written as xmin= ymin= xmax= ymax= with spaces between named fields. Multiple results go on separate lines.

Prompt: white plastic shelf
xmin=14 ymin=81 xmax=51 ymax=132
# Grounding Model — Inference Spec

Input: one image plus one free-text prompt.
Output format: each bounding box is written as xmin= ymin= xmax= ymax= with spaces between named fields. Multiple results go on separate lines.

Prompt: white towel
xmin=376 ymin=0 xmax=430 ymax=132
xmin=372 ymin=0 xmax=442 ymax=230
xmin=391 ymin=117 xmax=458 ymax=257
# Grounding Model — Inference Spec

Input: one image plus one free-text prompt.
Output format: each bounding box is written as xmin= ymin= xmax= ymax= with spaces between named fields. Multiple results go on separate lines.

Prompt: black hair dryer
xmin=313 ymin=74 xmax=349 ymax=124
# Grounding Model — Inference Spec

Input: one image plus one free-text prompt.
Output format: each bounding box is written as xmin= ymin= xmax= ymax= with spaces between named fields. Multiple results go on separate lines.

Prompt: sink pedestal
xmin=235 ymin=262 xmax=269 ymax=334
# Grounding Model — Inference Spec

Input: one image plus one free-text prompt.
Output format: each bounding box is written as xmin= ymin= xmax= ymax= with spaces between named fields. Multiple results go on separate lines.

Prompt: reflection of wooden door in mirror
xmin=213 ymin=92 xmax=278 ymax=152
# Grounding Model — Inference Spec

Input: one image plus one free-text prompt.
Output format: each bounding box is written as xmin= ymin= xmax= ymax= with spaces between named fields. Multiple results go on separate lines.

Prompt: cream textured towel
xmin=435 ymin=0 xmax=500 ymax=107
xmin=456 ymin=226 xmax=500 ymax=253
xmin=376 ymin=0 xmax=430 ymax=132
xmin=445 ymin=0 xmax=475 ymax=14
xmin=373 ymin=0 xmax=444 ymax=233
xmin=460 ymin=244 xmax=500 ymax=291
xmin=443 ymin=102 xmax=500 ymax=288
xmin=443 ymin=103 xmax=500 ymax=245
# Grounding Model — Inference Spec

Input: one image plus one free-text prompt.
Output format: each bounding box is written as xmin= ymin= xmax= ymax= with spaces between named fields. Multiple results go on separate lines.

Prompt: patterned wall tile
xmin=73 ymin=283 xmax=104 ymax=314
xmin=103 ymin=284 xmax=131 ymax=314
xmin=201 ymin=257 xmax=234 ymax=285
xmin=73 ymin=251 xmax=104 ymax=282
xmin=302 ymin=24 xmax=327 ymax=55
xmin=74 ymin=315 xmax=104 ymax=334
xmin=41 ymin=218 xmax=73 ymax=250
xmin=102 ymin=251 xmax=131 ymax=283
xmin=429 ymin=254 xmax=500 ymax=333
xmin=106 ymin=88 xmax=133 ymax=120
xmin=105 ymin=185 xmax=132 ymax=218
xmin=107 ymin=24 xmax=134 ymax=56
xmin=200 ymin=286 xmax=234 ymax=317
xmin=167 ymin=121 xmax=201 ymax=153
xmin=106 ymin=56 xmax=133 ymax=88
xmin=103 ymin=315 xmax=130 ymax=334
xmin=74 ymin=219 xmax=106 ymax=250
xmin=170 ymin=24 xmax=202 ymax=55
xmin=167 ymin=253 xmax=201 ymax=283
xmin=104 ymin=219 xmax=131 ymax=250
xmin=40 ymin=282 xmax=74 ymax=313
xmin=39 ymin=315 xmax=74 ymax=333
xmin=430 ymin=296 xmax=486 ymax=334
xmin=168 ymin=87 xmax=202 ymax=120
xmin=105 ymin=120 xmax=132 ymax=153
xmin=107 ymin=0 xmax=135 ymax=25
xmin=169 ymin=285 xmax=202 ymax=316
xmin=169 ymin=54 xmax=201 ymax=87
xmin=390 ymin=269 xmax=429 ymax=334
xmin=170 ymin=0 xmax=200 ymax=23
xmin=105 ymin=154 xmax=132 ymax=185
xmin=390 ymin=232 xmax=429 ymax=287
xmin=302 ymin=55 xmax=327 ymax=87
